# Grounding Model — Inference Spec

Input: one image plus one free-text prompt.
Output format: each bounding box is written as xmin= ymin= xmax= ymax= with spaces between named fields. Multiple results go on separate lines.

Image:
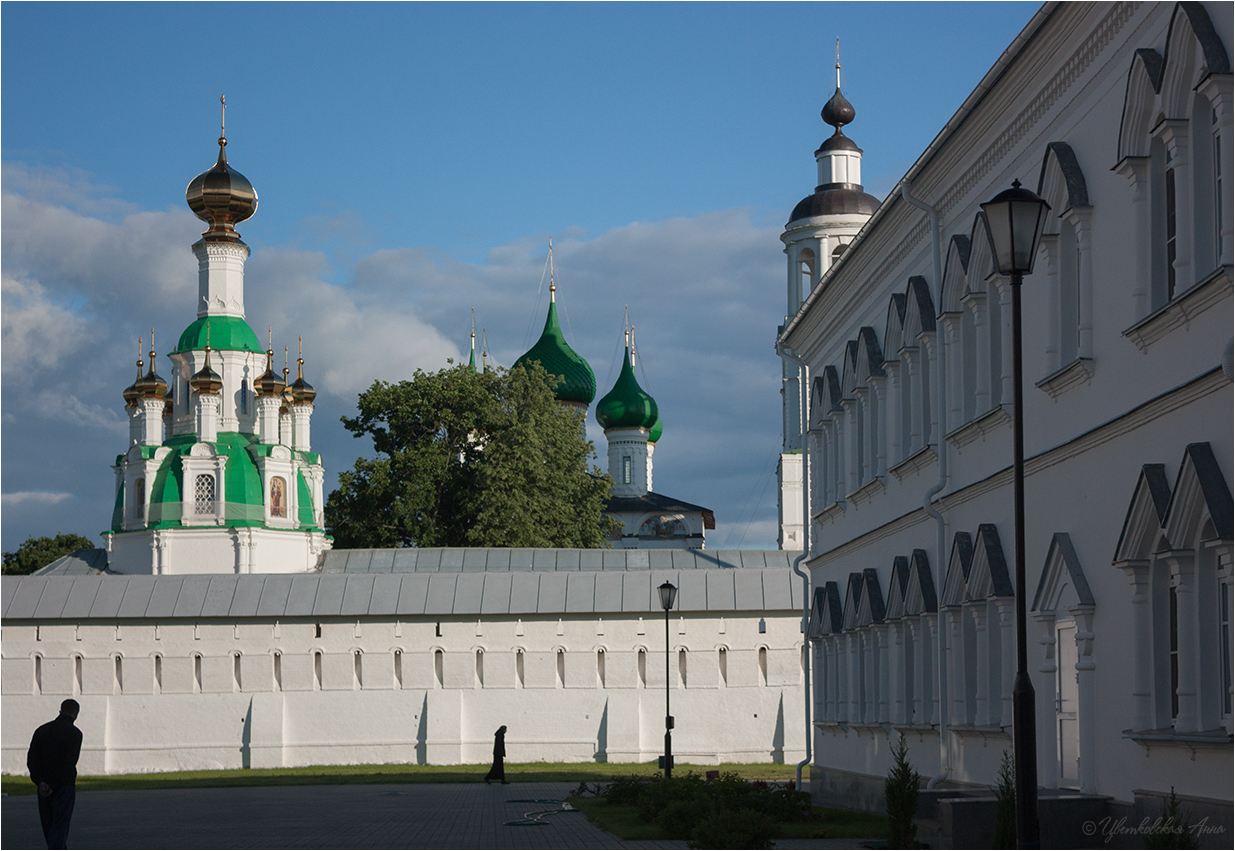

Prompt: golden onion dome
xmin=185 ymin=99 xmax=257 ymax=243
xmin=134 ymin=342 xmax=168 ymax=400
xmin=122 ymin=348 xmax=144 ymax=408
xmin=254 ymin=348 xmax=286 ymax=397
xmin=190 ymin=345 xmax=224 ymax=396
xmin=290 ymin=356 xmax=316 ymax=405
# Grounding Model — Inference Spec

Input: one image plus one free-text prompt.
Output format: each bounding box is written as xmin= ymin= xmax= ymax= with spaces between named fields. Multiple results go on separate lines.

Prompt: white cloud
xmin=0 ymin=273 xmax=90 ymax=377
xmin=2 ymin=492 xmax=72 ymax=507
xmin=1 ymin=166 xmax=789 ymax=554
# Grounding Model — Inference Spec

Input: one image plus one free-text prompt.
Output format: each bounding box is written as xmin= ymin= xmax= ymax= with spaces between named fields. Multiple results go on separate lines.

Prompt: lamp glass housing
xmin=980 ymin=180 xmax=1051 ymax=276
xmin=658 ymin=581 xmax=677 ymax=611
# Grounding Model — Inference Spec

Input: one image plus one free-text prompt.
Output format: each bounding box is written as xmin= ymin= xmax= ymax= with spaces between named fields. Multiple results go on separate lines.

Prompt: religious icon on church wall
xmin=270 ymin=476 xmax=286 ymax=518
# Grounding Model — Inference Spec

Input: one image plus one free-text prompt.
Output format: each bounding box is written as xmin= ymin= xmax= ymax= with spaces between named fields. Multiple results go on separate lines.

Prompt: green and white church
xmin=104 ymin=129 xmax=330 ymax=575
xmin=511 ymin=267 xmax=715 ymax=549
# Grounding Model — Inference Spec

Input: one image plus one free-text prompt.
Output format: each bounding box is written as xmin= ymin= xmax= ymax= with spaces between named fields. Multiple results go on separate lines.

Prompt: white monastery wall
xmin=1 ymin=610 xmax=805 ymax=774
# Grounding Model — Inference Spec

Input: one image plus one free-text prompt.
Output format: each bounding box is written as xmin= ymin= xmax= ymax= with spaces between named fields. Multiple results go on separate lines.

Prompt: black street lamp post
xmin=658 ymin=580 xmax=677 ymax=780
xmin=981 ymin=179 xmax=1050 ymax=849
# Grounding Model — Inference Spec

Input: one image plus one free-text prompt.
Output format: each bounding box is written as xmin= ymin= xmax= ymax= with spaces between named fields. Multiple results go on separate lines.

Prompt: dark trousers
xmin=485 ymin=756 xmax=505 ymax=782
xmin=38 ymin=784 xmax=75 ymax=849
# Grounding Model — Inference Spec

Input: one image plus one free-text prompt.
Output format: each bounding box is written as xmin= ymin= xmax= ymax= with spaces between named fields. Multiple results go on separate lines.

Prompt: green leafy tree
xmin=326 ymin=362 xmax=619 ymax=548
xmin=2 ymin=533 xmax=96 ymax=576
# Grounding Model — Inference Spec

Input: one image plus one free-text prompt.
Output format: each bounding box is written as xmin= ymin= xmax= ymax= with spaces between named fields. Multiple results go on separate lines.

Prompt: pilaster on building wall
xmin=781 ymin=0 xmax=1233 ymax=826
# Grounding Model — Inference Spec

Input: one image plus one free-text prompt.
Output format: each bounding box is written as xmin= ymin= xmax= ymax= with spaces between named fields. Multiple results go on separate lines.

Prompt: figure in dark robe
xmin=484 ymin=725 xmax=507 ymax=784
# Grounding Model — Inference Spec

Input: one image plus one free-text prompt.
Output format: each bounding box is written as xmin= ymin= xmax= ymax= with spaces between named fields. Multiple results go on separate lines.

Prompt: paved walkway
xmin=1 ymin=782 xmax=872 ymax=849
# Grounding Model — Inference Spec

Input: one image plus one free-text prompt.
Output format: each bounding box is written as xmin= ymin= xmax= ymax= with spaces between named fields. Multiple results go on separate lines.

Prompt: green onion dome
xmin=649 ymin=415 xmax=663 ymax=444
xmin=514 ymin=301 xmax=596 ymax=406
xmin=174 ymin=316 xmax=262 ymax=355
xmin=596 ymin=348 xmax=658 ymax=431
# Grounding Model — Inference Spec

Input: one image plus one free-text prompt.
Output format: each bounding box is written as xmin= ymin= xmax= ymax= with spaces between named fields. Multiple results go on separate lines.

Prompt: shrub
xmin=1144 ymin=787 xmax=1197 ymax=850
xmin=884 ymin=733 xmax=921 ymax=849
xmin=689 ymin=807 xmax=775 ymax=850
xmin=993 ymin=750 xmax=1016 ymax=849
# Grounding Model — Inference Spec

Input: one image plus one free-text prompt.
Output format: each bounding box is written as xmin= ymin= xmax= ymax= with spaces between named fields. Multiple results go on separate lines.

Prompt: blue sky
xmin=1 ymin=2 xmax=1038 ymax=554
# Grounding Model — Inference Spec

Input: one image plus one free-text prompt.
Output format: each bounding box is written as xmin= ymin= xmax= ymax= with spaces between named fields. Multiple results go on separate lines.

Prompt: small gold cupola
xmin=134 ymin=330 xmax=169 ymax=400
xmin=255 ymin=327 xmax=286 ymax=397
xmin=185 ymin=96 xmax=258 ymax=243
xmin=190 ymin=324 xmax=224 ymax=396
xmin=123 ymin=338 xmax=144 ymax=407
xmin=289 ymin=336 xmax=316 ymax=404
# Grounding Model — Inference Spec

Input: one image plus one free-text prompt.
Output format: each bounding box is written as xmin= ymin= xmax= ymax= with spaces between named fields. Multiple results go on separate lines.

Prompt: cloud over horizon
xmin=1 ymin=165 xmax=789 ymax=553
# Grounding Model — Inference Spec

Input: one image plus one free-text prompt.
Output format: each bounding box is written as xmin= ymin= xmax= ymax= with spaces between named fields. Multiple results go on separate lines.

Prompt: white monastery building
xmin=1 ymin=121 xmax=799 ymax=776
xmin=775 ymin=1 xmax=1232 ymax=842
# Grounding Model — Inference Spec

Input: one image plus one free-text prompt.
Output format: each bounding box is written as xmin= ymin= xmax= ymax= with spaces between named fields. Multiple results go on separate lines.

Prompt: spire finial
xmin=624 ymin=304 xmax=630 ymax=350
xmin=136 ymin=337 xmax=144 ymax=378
xmin=835 ymin=38 xmax=841 ymax=89
xmin=220 ymin=95 xmax=227 ymax=142
xmin=471 ymin=307 xmax=476 ymax=349
xmin=630 ymin=325 xmax=636 ymax=366
xmin=548 ymin=238 xmax=556 ymax=302
xmin=481 ymin=327 xmax=488 ymax=368
xmin=296 ymin=336 xmax=305 ymax=380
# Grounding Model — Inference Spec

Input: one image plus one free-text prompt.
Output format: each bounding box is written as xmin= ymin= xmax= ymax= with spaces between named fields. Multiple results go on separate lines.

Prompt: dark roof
xmin=33 ymin=549 xmax=111 ymax=576
xmin=789 ymin=184 xmax=881 ymax=223
xmin=3 ymin=551 xmax=807 ymax=620
xmin=606 ymin=491 xmax=716 ymax=530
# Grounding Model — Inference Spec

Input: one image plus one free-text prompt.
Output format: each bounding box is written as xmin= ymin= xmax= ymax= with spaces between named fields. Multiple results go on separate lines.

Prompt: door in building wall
xmin=1055 ymin=622 xmax=1080 ymax=788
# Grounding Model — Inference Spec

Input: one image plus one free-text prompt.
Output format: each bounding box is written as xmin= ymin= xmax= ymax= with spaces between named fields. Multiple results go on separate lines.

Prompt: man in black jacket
xmin=27 ymin=699 xmax=82 ymax=850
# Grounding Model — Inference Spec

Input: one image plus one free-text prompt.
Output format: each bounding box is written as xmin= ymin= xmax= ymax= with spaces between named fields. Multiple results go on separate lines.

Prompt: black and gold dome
xmin=186 ymin=102 xmax=258 ymax=243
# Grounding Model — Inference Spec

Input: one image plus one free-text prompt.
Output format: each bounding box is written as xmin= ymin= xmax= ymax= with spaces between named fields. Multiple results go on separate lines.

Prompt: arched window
xmin=638 ymin=515 xmax=687 ymax=538
xmin=393 ymin=650 xmax=402 ymax=689
xmin=799 ymin=247 xmax=816 ymax=302
xmin=718 ymin=648 xmax=728 ymax=687
xmin=516 ymin=649 xmax=525 ymax=688
xmin=758 ymin=647 xmax=768 ymax=687
xmin=153 ymin=654 xmax=162 ymax=694
xmin=135 ymin=478 xmax=145 ymax=509
xmin=596 ymin=649 xmax=606 ymax=688
xmin=233 ymin=652 xmax=242 ymax=692
xmin=239 ymin=379 xmax=249 ymax=415
xmin=313 ymin=651 xmax=323 ymax=691
xmin=270 ymin=477 xmax=287 ymax=518
xmin=114 ymin=655 xmax=123 ymax=694
xmin=678 ymin=648 xmax=687 ymax=688
xmin=637 ymin=648 xmax=647 ymax=688
xmin=33 ymin=655 xmax=42 ymax=695
xmin=353 ymin=650 xmax=363 ymax=690
xmin=433 ymin=649 xmax=444 ymax=688
xmin=194 ymin=474 xmax=215 ymax=515
xmin=474 ymin=649 xmax=484 ymax=688
xmin=556 ymin=649 xmax=566 ymax=687
xmin=273 ymin=652 xmax=283 ymax=692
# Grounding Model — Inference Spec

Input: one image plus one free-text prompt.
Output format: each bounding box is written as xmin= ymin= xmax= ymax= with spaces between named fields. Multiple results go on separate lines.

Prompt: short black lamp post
xmin=981 ymin=179 xmax=1050 ymax=849
xmin=658 ymin=580 xmax=677 ymax=779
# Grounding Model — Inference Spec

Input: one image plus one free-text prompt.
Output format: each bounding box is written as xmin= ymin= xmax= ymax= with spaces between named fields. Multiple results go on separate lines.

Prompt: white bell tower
xmin=778 ymin=44 xmax=880 ymax=549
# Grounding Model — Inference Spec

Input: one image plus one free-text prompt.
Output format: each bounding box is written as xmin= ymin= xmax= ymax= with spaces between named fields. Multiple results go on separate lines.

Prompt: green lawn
xmin=567 ymin=796 xmax=889 ymax=842
xmin=1 ymin=761 xmax=798 ymax=797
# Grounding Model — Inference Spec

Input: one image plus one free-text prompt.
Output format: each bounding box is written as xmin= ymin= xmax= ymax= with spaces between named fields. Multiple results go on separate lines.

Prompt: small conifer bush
xmin=884 ymin=733 xmax=921 ymax=849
